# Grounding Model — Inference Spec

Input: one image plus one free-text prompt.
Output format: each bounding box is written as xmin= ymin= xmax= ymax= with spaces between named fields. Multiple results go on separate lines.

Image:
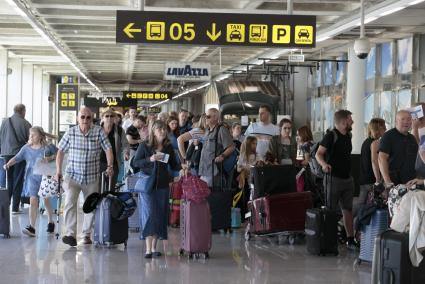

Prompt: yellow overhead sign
xmin=116 ymin=11 xmax=316 ymax=48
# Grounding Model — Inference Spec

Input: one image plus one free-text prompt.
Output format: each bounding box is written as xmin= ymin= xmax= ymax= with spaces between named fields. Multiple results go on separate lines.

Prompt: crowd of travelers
xmin=1 ymin=102 xmax=425 ymax=257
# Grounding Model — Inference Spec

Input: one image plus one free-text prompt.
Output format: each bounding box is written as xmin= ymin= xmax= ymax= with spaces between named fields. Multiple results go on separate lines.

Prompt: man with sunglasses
xmin=55 ymin=107 xmax=114 ymax=247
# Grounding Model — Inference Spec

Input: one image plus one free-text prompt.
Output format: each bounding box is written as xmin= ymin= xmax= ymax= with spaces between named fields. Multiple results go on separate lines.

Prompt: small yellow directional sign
xmin=116 ymin=11 xmax=316 ymax=48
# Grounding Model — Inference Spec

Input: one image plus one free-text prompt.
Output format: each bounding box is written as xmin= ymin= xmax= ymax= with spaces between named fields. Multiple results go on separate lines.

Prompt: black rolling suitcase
xmin=207 ymin=163 xmax=232 ymax=232
xmin=250 ymin=165 xmax=297 ymax=199
xmin=372 ymin=230 xmax=425 ymax=284
xmin=93 ymin=173 xmax=128 ymax=247
xmin=305 ymin=173 xmax=338 ymax=256
xmin=0 ymin=167 xmax=10 ymax=238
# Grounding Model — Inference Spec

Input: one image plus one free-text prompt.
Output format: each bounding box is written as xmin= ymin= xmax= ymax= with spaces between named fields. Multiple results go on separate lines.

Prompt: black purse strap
xmin=8 ymin=118 xmax=24 ymax=147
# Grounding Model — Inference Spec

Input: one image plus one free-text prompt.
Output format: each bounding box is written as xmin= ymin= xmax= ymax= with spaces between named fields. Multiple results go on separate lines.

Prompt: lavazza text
xmin=166 ymin=64 xmax=209 ymax=77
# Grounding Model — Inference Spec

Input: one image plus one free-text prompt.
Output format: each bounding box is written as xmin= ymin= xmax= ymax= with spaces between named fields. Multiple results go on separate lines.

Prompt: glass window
xmin=397 ymin=37 xmax=413 ymax=74
xmin=381 ymin=42 xmax=393 ymax=77
xmin=366 ymin=47 xmax=376 ymax=80
xmin=323 ymin=96 xmax=333 ymax=131
xmin=380 ymin=91 xmax=393 ymax=129
xmin=364 ymin=93 xmax=374 ymax=134
xmin=397 ymin=89 xmax=412 ymax=111
xmin=335 ymin=59 xmax=346 ymax=85
xmin=324 ymin=62 xmax=333 ymax=86
xmin=315 ymin=67 xmax=321 ymax=88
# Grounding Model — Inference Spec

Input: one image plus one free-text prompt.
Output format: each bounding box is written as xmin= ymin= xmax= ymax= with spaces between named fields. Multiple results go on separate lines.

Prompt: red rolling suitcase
xmin=179 ymin=199 xmax=212 ymax=258
xmin=246 ymin=191 xmax=313 ymax=238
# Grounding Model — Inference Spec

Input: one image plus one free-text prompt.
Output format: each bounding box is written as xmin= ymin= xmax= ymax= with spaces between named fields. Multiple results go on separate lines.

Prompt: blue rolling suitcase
xmin=358 ymin=209 xmax=388 ymax=263
xmin=128 ymin=193 xmax=140 ymax=232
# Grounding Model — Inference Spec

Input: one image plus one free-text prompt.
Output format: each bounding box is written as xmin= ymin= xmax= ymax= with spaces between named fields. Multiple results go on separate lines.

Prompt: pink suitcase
xmin=179 ymin=199 xmax=212 ymax=259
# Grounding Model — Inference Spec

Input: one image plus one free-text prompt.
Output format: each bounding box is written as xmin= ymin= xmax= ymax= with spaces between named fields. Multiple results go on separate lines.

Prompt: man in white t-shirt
xmin=121 ymin=108 xmax=137 ymax=132
xmin=244 ymin=105 xmax=279 ymax=160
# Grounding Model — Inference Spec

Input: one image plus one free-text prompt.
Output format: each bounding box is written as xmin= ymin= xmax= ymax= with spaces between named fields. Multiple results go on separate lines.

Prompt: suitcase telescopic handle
xmin=101 ymin=171 xmax=112 ymax=193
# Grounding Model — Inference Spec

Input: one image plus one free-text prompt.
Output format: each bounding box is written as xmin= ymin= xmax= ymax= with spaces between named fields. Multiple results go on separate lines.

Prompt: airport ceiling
xmin=1 ymin=0 xmax=425 ymax=93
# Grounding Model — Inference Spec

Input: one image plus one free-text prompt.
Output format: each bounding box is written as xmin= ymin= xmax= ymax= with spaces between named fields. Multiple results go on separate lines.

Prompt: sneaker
xmin=81 ymin=236 xmax=93 ymax=245
xmin=12 ymin=210 xmax=23 ymax=215
xmin=22 ymin=225 xmax=36 ymax=237
xmin=152 ymin=251 xmax=162 ymax=257
xmin=62 ymin=235 xmax=77 ymax=247
xmin=47 ymin=223 xmax=55 ymax=233
xmin=144 ymin=253 xmax=153 ymax=259
xmin=347 ymin=239 xmax=360 ymax=251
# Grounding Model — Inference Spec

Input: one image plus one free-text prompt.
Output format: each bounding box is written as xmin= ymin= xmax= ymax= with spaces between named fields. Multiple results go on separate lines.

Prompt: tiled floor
xmin=0 ymin=208 xmax=371 ymax=284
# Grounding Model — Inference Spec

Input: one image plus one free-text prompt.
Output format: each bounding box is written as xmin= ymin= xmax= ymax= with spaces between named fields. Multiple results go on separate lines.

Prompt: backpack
xmin=308 ymin=129 xmax=338 ymax=178
xmin=214 ymin=124 xmax=239 ymax=175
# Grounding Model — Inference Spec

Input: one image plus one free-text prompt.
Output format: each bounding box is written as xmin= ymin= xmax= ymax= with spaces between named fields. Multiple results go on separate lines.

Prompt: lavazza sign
xmin=164 ymin=62 xmax=211 ymax=81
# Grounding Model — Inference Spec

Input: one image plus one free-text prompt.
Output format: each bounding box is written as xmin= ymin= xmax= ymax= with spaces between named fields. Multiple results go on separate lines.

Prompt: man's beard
xmin=346 ymin=125 xmax=352 ymax=132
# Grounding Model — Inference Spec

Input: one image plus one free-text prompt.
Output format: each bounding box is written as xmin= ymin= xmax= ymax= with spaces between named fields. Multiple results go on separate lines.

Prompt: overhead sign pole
xmin=116 ymin=11 xmax=316 ymax=48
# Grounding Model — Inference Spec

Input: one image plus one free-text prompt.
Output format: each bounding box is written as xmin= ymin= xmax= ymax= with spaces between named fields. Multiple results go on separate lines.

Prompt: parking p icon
xmin=272 ymin=25 xmax=290 ymax=44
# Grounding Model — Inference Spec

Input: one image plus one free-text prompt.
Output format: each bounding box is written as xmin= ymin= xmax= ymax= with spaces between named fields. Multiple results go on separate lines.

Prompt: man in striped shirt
xmin=56 ymin=107 xmax=114 ymax=246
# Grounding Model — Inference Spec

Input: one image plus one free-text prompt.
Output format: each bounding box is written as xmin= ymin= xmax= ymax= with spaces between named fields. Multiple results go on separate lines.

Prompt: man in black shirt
xmin=378 ymin=110 xmax=418 ymax=186
xmin=316 ymin=109 xmax=357 ymax=250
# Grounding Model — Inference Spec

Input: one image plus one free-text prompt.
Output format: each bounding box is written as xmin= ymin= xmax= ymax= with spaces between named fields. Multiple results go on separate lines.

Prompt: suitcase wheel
xmin=204 ymin=252 xmax=209 ymax=259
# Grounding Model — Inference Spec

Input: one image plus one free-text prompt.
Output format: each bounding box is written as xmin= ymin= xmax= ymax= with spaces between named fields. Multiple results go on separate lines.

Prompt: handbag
xmin=38 ymin=176 xmax=60 ymax=198
xmin=181 ymin=174 xmax=210 ymax=203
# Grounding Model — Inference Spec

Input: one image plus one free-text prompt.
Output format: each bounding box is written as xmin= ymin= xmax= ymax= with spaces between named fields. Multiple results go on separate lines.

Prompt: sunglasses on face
xmin=80 ymin=115 xmax=91 ymax=120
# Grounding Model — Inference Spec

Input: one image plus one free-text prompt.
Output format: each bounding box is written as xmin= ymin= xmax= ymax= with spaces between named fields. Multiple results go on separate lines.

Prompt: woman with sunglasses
xmin=100 ymin=108 xmax=129 ymax=186
xmin=131 ymin=120 xmax=181 ymax=258
xmin=267 ymin=118 xmax=297 ymax=165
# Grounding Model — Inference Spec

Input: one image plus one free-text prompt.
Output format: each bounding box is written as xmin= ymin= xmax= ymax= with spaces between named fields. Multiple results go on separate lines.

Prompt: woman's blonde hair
xmin=368 ymin=118 xmax=386 ymax=139
xmin=101 ymin=108 xmax=116 ymax=119
xmin=240 ymin=136 xmax=257 ymax=163
xmin=148 ymin=120 xmax=170 ymax=148
xmin=29 ymin=126 xmax=56 ymax=146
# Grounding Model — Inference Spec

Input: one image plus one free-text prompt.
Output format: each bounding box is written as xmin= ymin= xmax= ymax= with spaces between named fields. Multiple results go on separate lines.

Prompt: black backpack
xmin=308 ymin=130 xmax=338 ymax=178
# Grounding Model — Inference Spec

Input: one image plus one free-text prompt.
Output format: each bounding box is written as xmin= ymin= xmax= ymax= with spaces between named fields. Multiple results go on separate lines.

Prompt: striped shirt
xmin=58 ymin=125 xmax=112 ymax=185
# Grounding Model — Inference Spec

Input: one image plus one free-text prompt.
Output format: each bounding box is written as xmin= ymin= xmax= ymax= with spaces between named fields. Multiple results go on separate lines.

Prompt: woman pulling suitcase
xmin=131 ymin=120 xmax=181 ymax=258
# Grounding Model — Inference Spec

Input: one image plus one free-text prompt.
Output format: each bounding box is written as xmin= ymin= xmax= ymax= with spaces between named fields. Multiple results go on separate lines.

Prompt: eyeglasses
xmin=104 ymin=115 xmax=115 ymax=118
xmin=80 ymin=115 xmax=91 ymax=120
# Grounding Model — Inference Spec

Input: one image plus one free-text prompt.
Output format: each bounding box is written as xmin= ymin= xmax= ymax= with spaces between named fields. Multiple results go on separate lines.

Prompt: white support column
xmin=293 ymin=67 xmax=308 ymax=129
xmin=0 ymin=49 xmax=7 ymax=119
xmin=22 ymin=64 xmax=34 ymax=124
xmin=346 ymin=46 xmax=367 ymax=154
xmin=32 ymin=66 xmax=43 ymax=126
xmin=41 ymin=73 xmax=50 ymax=131
xmin=7 ymin=58 xmax=23 ymax=116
